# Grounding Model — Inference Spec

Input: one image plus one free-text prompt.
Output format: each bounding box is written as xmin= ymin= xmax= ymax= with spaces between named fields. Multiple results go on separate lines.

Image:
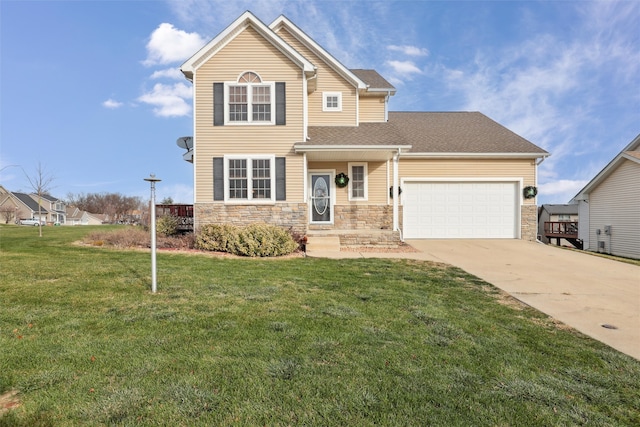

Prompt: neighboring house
xmin=32 ymin=194 xmax=66 ymax=225
xmin=571 ymin=134 xmax=640 ymax=259
xmin=0 ymin=185 xmax=20 ymax=224
xmin=0 ymin=189 xmax=70 ymax=225
xmin=2 ymin=192 xmax=49 ymax=223
xmin=537 ymin=204 xmax=580 ymax=248
xmin=66 ymin=206 xmax=106 ymax=225
xmin=178 ymin=12 xmax=549 ymax=246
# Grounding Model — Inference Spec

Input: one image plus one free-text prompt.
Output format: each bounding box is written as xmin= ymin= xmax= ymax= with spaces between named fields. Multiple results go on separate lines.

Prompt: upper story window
xmin=226 ymin=72 xmax=274 ymax=124
xmin=323 ymin=92 xmax=342 ymax=112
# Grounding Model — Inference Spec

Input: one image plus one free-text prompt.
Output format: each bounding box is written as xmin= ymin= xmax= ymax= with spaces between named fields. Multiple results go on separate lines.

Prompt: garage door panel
xmin=403 ymin=182 xmax=518 ymax=239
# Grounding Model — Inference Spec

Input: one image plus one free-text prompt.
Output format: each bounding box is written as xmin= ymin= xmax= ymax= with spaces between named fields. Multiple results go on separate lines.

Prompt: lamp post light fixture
xmin=144 ymin=174 xmax=161 ymax=293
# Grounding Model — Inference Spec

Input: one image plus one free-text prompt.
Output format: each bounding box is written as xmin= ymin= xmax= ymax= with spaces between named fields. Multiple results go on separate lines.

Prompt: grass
xmin=1 ymin=224 xmax=639 ymax=426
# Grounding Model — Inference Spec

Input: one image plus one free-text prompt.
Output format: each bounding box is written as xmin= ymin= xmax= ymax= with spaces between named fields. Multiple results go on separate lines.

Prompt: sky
xmin=1 ymin=0 xmax=638 ymax=205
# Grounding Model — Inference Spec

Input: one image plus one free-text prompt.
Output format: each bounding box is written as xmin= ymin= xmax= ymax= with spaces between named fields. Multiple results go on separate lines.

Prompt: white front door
xmin=309 ymin=172 xmax=333 ymax=224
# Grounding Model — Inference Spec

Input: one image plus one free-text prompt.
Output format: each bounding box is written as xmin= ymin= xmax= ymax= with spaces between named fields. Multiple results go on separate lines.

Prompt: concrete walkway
xmin=307 ymin=240 xmax=640 ymax=360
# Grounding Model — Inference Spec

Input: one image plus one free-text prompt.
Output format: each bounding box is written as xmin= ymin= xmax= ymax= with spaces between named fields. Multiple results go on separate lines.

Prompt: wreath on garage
xmin=523 ymin=186 xmax=538 ymax=199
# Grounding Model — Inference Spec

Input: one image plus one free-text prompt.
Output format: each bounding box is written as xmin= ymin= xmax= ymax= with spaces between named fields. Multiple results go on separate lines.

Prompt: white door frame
xmin=308 ymin=170 xmax=335 ymax=225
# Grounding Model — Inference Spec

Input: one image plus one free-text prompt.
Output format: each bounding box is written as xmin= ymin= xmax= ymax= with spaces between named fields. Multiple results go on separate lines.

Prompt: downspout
xmin=384 ymin=90 xmax=391 ymax=122
xmin=393 ymin=150 xmax=401 ymax=240
xmin=533 ymin=155 xmax=547 ymax=243
xmin=192 ymin=76 xmax=197 ymax=206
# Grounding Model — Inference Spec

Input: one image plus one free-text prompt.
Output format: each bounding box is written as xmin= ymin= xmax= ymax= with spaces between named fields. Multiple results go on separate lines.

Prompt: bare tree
xmin=0 ymin=206 xmax=18 ymax=224
xmin=24 ymin=162 xmax=55 ymax=237
xmin=67 ymin=192 xmax=141 ymax=223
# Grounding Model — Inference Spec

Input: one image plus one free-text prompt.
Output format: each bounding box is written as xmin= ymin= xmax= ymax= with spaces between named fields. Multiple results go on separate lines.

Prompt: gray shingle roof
xmin=541 ymin=204 xmax=579 ymax=215
xmin=304 ymin=112 xmax=548 ymax=155
xmin=13 ymin=192 xmax=49 ymax=213
xmin=350 ymin=69 xmax=396 ymax=91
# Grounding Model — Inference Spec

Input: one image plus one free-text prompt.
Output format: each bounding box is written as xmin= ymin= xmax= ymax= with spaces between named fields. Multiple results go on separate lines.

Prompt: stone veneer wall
xmin=194 ymin=203 xmax=536 ymax=242
xmin=308 ymin=205 xmax=393 ymax=231
xmin=194 ymin=203 xmax=308 ymax=236
xmin=521 ymin=204 xmax=538 ymax=242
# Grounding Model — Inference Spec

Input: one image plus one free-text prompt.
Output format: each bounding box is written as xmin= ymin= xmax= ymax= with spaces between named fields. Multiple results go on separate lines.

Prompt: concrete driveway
xmin=405 ymin=239 xmax=640 ymax=360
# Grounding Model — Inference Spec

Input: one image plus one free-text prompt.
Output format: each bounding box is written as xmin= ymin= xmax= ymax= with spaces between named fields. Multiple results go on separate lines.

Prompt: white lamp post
xmin=144 ymin=174 xmax=161 ymax=293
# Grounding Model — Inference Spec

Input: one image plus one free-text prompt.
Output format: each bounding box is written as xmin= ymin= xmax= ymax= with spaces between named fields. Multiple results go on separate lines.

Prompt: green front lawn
xmin=1 ymin=225 xmax=638 ymax=426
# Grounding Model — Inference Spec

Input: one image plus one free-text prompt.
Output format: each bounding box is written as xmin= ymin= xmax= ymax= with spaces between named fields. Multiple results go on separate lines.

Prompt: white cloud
xmin=143 ymin=23 xmax=207 ymax=66
xmin=150 ymin=68 xmax=184 ymax=80
xmin=387 ymin=45 xmax=429 ymax=57
xmin=138 ymin=83 xmax=192 ymax=117
xmin=538 ymin=179 xmax=588 ymax=203
xmin=386 ymin=60 xmax=422 ymax=75
xmin=102 ymin=99 xmax=123 ymax=109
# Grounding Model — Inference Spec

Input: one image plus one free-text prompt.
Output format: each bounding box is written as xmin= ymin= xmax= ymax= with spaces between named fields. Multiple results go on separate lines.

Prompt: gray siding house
xmin=571 ymin=134 xmax=640 ymax=259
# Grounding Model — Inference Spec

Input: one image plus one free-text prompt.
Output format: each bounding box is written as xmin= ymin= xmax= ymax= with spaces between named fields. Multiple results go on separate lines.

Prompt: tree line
xmin=66 ymin=192 xmax=144 ymax=223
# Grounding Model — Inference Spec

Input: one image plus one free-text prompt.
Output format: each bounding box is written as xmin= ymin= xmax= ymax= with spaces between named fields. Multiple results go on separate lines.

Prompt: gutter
xmin=400 ymin=152 xmax=549 ymax=160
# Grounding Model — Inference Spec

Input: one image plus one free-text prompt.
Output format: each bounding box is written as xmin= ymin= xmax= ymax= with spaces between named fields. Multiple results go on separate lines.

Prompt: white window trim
xmin=224 ymin=81 xmax=276 ymax=125
xmin=348 ymin=162 xmax=368 ymax=201
xmin=224 ymin=155 xmax=276 ymax=203
xmin=322 ymin=92 xmax=342 ymax=112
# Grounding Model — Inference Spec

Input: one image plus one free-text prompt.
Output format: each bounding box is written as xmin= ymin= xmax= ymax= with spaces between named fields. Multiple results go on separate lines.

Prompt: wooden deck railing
xmin=544 ymin=221 xmax=578 ymax=238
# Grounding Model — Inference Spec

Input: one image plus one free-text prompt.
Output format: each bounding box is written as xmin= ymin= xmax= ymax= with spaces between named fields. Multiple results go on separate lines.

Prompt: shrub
xmin=195 ymin=224 xmax=239 ymax=252
xmin=158 ymin=233 xmax=196 ymax=250
xmin=230 ymin=223 xmax=298 ymax=257
xmin=84 ymin=228 xmax=196 ymax=250
xmin=156 ymin=215 xmax=179 ymax=237
xmin=196 ymin=223 xmax=298 ymax=257
xmin=85 ymin=227 xmax=149 ymax=248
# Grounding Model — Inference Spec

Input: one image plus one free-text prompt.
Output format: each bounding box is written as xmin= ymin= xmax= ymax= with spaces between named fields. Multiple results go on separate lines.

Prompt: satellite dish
xmin=176 ymin=136 xmax=193 ymax=150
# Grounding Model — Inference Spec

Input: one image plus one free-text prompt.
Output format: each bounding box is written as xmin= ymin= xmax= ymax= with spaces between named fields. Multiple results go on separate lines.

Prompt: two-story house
xmin=178 ymin=12 xmax=548 ymax=246
xmin=35 ymin=194 xmax=66 ymax=225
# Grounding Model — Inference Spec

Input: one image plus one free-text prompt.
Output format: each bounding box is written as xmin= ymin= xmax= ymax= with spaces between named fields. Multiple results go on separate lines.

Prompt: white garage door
xmin=403 ymin=182 xmax=518 ymax=239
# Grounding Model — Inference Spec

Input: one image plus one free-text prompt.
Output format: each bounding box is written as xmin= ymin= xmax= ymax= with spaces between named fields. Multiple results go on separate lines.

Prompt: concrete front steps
xmin=305 ymin=229 xmax=402 ymax=253
xmin=305 ymin=235 xmax=341 ymax=252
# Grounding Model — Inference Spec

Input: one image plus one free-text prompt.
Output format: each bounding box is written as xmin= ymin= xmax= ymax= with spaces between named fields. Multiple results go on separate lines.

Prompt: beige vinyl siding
xmin=588 ymin=160 xmax=640 ymax=258
xmin=276 ymin=28 xmax=357 ymax=126
xmin=193 ymin=26 xmax=306 ymax=203
xmin=398 ymin=158 xmax=537 ymax=204
xmin=308 ymin=161 xmax=387 ymax=204
xmin=359 ymin=96 xmax=386 ymax=123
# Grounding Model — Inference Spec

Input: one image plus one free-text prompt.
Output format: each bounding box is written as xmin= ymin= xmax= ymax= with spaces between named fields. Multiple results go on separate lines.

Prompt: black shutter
xmin=213 ymin=83 xmax=224 ymax=126
xmin=213 ymin=157 xmax=224 ymax=201
xmin=275 ymin=82 xmax=286 ymax=126
xmin=275 ymin=157 xmax=286 ymax=201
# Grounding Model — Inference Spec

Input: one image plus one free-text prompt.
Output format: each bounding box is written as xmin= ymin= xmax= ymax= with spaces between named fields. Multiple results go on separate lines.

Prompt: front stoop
xmin=305 ymin=229 xmax=402 ymax=252
xmin=305 ymin=235 xmax=341 ymax=252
